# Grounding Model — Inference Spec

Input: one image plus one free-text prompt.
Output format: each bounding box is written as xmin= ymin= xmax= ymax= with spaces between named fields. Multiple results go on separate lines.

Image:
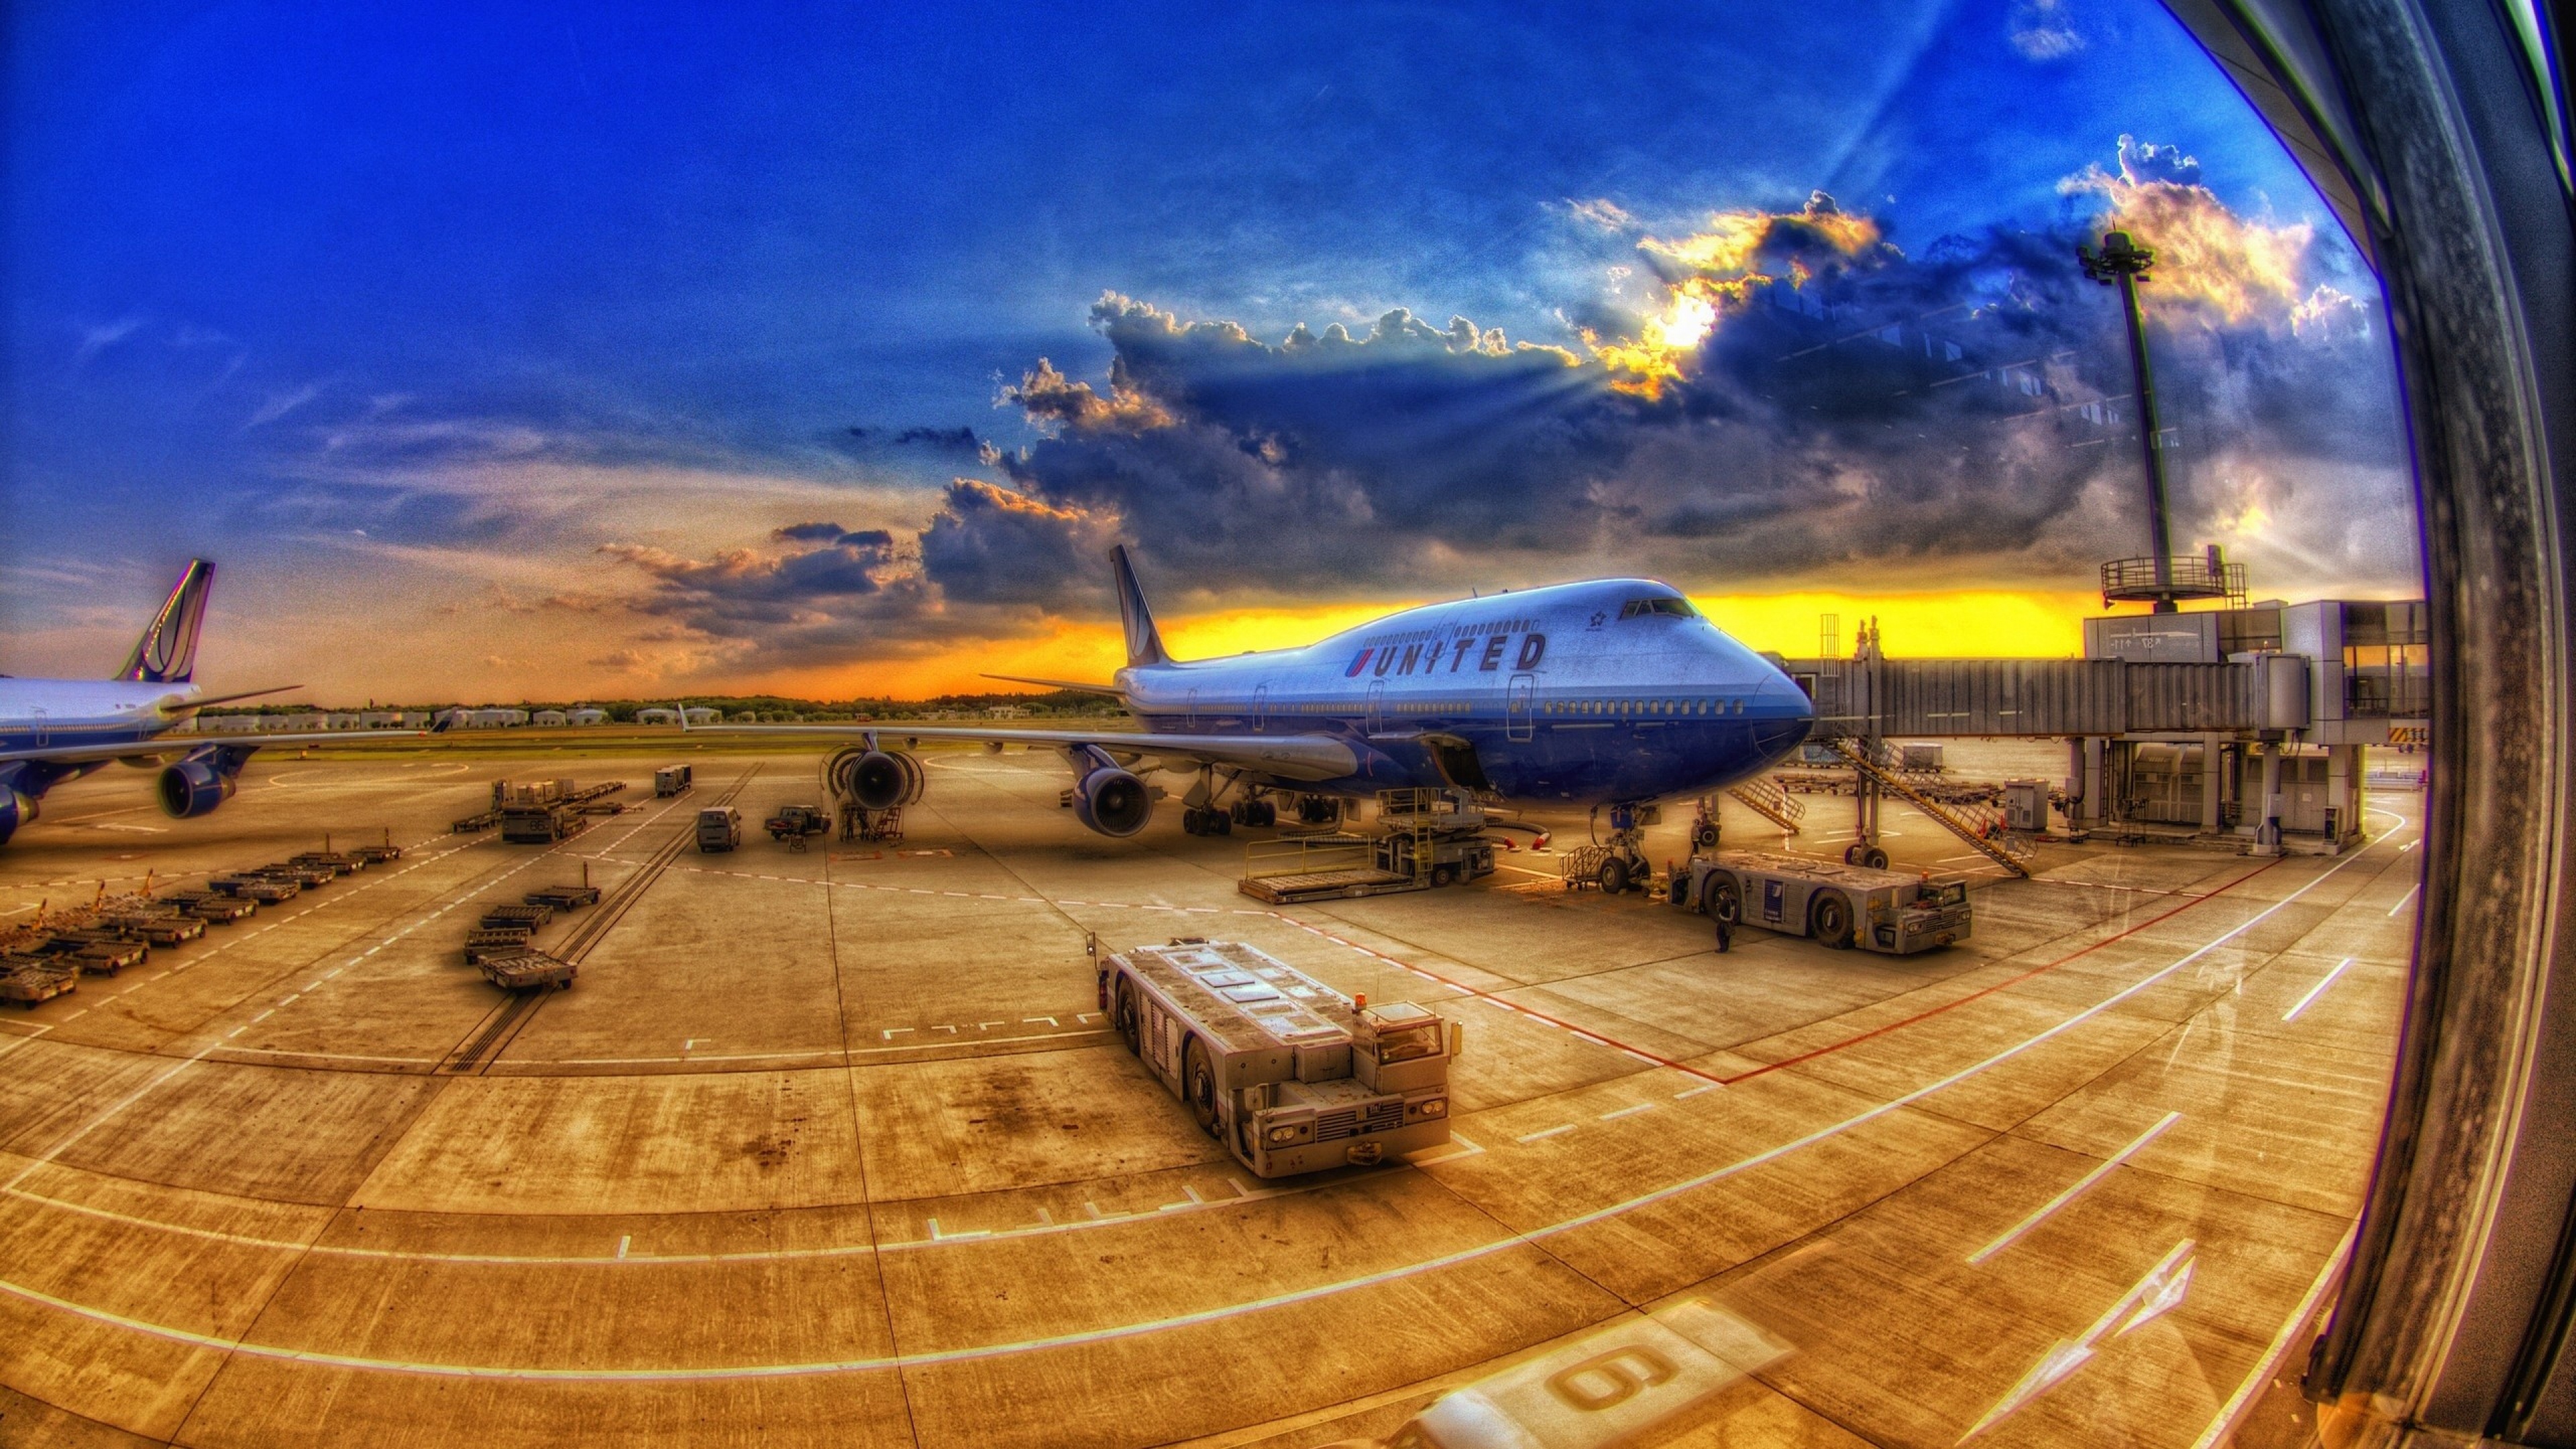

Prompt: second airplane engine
xmin=156 ymin=757 xmax=238 ymax=818
xmin=0 ymin=789 xmax=35 ymax=847
xmin=824 ymin=747 xmax=924 ymax=812
xmin=1073 ymin=767 xmax=1152 ymax=837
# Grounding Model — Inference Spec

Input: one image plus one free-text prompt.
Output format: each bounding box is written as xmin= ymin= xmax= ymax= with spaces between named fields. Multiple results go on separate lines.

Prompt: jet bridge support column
xmin=2253 ymin=743 xmax=2284 ymax=856
xmin=2200 ymin=732 xmax=2224 ymax=835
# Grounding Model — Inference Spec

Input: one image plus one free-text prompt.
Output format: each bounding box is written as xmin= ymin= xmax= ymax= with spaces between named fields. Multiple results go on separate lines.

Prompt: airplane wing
xmin=977 ymin=674 xmax=1126 ymax=698
xmin=699 ymin=722 xmax=1358 ymax=782
xmin=0 ymin=729 xmax=428 ymax=767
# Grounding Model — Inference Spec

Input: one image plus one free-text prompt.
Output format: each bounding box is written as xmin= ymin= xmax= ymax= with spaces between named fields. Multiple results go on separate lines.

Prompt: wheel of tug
xmin=1705 ymin=877 xmax=1741 ymax=925
xmin=1115 ymin=979 xmax=1142 ymax=1053
xmin=1693 ymin=823 xmax=1719 ymax=850
xmin=1842 ymin=843 xmax=1862 ymax=866
xmin=1182 ymin=1036 xmax=1220 ymax=1136
xmin=1598 ymin=855 xmax=1631 ymax=895
xmin=1811 ymin=892 xmax=1855 ymax=949
xmin=1862 ymin=845 xmax=1890 ymax=870
xmin=1432 ymin=863 xmax=1457 ymax=888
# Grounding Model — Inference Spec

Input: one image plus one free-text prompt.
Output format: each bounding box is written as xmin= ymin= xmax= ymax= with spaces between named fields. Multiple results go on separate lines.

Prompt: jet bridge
xmin=1776 ymin=598 xmax=2430 ymax=856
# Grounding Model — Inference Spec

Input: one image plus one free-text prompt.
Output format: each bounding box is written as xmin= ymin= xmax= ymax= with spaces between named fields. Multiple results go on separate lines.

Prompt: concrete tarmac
xmin=0 ymin=743 xmax=2416 ymax=1448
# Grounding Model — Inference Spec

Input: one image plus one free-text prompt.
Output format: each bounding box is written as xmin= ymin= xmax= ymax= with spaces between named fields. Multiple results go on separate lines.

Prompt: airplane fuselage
xmin=0 ymin=680 xmax=204 ymax=787
xmin=1112 ymin=578 xmax=1812 ymax=808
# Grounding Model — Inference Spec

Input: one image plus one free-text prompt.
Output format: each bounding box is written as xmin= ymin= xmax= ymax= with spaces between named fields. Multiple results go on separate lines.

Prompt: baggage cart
xmin=477 ymin=949 xmax=576 ymax=991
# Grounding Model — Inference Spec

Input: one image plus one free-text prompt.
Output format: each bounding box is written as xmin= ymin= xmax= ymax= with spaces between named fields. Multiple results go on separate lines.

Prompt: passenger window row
xmin=1543 ymin=698 xmax=1742 ymax=717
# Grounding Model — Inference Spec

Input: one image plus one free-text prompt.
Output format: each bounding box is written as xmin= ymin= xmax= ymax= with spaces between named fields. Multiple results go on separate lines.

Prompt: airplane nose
xmin=1748 ymin=674 xmax=1815 ymax=758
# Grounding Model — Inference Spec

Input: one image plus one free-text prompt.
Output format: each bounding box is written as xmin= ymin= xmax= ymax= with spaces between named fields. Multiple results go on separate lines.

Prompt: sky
xmin=1 ymin=0 xmax=2419 ymax=701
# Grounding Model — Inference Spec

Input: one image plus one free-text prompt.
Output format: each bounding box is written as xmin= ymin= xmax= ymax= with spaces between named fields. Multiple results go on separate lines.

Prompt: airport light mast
xmin=2081 ymin=229 xmax=2186 ymax=614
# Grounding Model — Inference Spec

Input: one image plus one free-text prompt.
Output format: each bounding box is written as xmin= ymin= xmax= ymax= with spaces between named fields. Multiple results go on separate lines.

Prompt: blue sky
xmin=3 ymin=0 xmax=2413 ymax=696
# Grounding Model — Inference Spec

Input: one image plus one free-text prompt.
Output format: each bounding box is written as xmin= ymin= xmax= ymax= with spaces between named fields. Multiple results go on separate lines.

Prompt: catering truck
xmin=1099 ymin=938 xmax=1456 ymax=1177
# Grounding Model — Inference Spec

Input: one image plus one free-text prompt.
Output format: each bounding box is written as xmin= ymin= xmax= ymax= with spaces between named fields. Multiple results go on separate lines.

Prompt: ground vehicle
xmin=1099 ymin=938 xmax=1456 ymax=1177
xmin=1371 ymin=829 xmax=1494 ymax=888
xmin=695 ymin=806 xmax=741 ymax=853
xmin=1671 ymin=851 xmax=1970 ymax=955
xmin=655 ymin=764 xmax=693 ymax=798
xmin=500 ymin=803 xmax=584 ymax=843
xmin=764 ymin=804 xmax=830 ymax=843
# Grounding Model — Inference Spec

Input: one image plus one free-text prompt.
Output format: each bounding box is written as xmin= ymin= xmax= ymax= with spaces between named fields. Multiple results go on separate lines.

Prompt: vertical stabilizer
xmin=116 ymin=560 xmax=215 ymax=684
xmin=1110 ymin=545 xmax=1171 ymax=667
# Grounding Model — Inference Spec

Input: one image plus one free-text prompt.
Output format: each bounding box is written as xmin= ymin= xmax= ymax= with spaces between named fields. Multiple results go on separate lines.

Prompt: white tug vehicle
xmin=1098 ymin=938 xmax=1458 ymax=1177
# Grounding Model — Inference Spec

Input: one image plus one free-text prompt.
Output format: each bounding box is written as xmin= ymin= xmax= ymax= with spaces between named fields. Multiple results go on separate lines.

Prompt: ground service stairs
xmin=1727 ymin=779 xmax=1806 ymax=833
xmin=1829 ymin=737 xmax=2035 ymax=878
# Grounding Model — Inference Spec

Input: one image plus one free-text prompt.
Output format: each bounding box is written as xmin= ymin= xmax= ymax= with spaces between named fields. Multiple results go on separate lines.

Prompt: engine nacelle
xmin=156 ymin=757 xmax=238 ymax=818
xmin=828 ymin=747 xmax=924 ymax=812
xmin=0 ymin=790 xmax=35 ymax=847
xmin=1073 ymin=767 xmax=1153 ymax=838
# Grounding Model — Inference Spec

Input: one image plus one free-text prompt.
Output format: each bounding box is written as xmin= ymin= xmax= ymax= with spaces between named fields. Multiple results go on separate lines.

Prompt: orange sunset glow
xmin=745 ymin=589 xmax=2105 ymax=700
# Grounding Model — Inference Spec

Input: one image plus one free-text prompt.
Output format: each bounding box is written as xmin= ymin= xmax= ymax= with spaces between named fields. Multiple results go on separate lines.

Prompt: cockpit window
xmin=1619 ymin=596 xmax=1698 ymax=620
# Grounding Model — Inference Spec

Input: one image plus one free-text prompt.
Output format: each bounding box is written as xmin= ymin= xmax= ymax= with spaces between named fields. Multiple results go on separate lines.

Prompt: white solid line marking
xmin=1962 ymin=1238 xmax=2196 ymax=1440
xmin=2186 ymin=1224 xmax=2357 ymax=1449
xmin=1600 ymin=1104 xmax=1656 ymax=1121
xmin=2387 ymin=883 xmax=2420 ymax=917
xmin=1968 ymin=1112 xmax=2182 ymax=1265
xmin=2283 ymin=957 xmax=2359 ymax=1022
xmin=1517 ymin=1124 xmax=1574 ymax=1143
xmin=1674 ymin=1083 xmax=1721 ymax=1098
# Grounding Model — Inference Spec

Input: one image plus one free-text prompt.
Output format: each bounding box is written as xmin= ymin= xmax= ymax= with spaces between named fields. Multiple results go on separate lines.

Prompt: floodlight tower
xmin=2080 ymin=229 xmax=2182 ymax=612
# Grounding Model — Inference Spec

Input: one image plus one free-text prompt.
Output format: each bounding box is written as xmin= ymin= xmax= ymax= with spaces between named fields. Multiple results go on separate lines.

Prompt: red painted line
xmin=1716 ymin=856 xmax=2288 ymax=1086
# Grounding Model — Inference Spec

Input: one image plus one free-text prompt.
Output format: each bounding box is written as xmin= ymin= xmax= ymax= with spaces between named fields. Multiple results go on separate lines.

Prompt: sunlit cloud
xmin=2060 ymin=136 xmax=2311 ymax=325
xmin=1583 ymin=192 xmax=1889 ymax=398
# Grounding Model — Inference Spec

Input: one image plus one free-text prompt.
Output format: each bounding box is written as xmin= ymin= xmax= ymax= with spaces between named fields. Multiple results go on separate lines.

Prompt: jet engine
xmin=824 ymin=746 xmax=924 ymax=812
xmin=0 ymin=790 xmax=36 ymax=847
xmin=156 ymin=756 xmax=239 ymax=818
xmin=1072 ymin=767 xmax=1152 ymax=837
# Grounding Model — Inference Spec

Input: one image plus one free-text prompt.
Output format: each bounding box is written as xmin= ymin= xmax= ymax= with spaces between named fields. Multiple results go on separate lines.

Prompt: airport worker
xmin=1714 ymin=916 xmax=1733 ymax=953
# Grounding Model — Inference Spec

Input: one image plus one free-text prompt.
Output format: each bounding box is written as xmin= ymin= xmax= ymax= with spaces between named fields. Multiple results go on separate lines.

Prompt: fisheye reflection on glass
xmin=0 ymin=1 xmax=2457 ymax=1446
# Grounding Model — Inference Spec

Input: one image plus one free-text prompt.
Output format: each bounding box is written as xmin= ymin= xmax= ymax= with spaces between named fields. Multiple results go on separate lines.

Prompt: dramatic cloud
xmin=600 ymin=520 xmax=929 ymax=654
xmin=917 ymin=479 xmax=1120 ymax=605
xmin=602 ymin=136 xmax=2412 ymax=666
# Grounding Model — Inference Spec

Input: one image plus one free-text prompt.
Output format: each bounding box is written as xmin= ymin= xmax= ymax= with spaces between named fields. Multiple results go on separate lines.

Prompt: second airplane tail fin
xmin=115 ymin=559 xmax=215 ymax=684
xmin=1110 ymin=545 xmax=1171 ymax=668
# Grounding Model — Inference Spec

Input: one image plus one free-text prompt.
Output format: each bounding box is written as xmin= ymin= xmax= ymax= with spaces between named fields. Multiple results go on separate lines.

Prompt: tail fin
xmin=1109 ymin=545 xmax=1171 ymax=667
xmin=116 ymin=560 xmax=215 ymax=683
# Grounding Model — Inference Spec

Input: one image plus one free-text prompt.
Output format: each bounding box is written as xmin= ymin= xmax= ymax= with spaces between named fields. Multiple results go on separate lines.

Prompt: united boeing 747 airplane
xmin=0 ymin=561 xmax=417 ymax=848
xmin=720 ymin=547 xmax=1815 ymax=847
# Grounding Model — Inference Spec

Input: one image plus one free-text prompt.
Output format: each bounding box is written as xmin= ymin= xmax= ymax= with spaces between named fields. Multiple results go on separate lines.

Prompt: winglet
xmin=1110 ymin=545 xmax=1170 ymax=668
xmin=116 ymin=559 xmax=215 ymax=684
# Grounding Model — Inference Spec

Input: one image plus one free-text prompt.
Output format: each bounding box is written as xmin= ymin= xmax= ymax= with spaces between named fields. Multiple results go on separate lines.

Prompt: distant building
xmin=637 ymin=707 xmax=679 ymax=725
xmin=434 ymin=708 xmax=531 ymax=729
xmin=682 ymin=707 xmax=721 ymax=726
xmin=531 ymin=710 xmax=569 ymax=727
xmin=568 ymin=708 xmax=608 ymax=725
xmin=986 ymin=704 xmax=1026 ymax=718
